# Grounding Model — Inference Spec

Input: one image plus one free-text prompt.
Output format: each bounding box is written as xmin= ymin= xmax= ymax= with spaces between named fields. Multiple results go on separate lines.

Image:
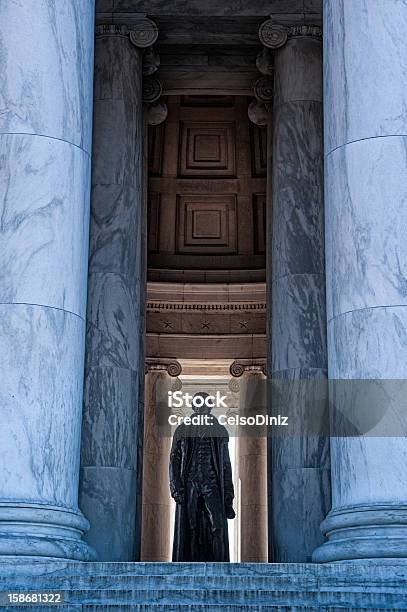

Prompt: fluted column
xmin=141 ymin=360 xmax=181 ymax=562
xmin=79 ymin=20 xmax=158 ymax=561
xmin=260 ymin=21 xmax=331 ymax=561
xmin=314 ymin=0 xmax=407 ymax=562
xmin=0 ymin=0 xmax=95 ymax=559
xmin=230 ymin=362 xmax=267 ymax=563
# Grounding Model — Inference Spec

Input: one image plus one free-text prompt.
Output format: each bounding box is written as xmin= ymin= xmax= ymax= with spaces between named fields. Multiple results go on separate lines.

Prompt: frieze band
xmin=147 ymin=301 xmax=267 ymax=312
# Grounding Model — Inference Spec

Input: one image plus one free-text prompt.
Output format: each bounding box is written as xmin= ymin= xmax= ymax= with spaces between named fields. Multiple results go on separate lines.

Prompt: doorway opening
xmin=142 ymin=94 xmax=267 ymax=562
xmin=141 ymin=361 xmax=267 ymax=562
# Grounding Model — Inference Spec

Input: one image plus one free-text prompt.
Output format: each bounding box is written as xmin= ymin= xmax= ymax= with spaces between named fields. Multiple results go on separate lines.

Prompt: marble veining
xmin=0 ymin=134 xmax=91 ymax=319
xmin=325 ymin=136 xmax=407 ymax=321
xmin=88 ymin=184 xmax=143 ymax=279
xmin=79 ymin=466 xmax=138 ymax=561
xmin=271 ymin=274 xmax=327 ymax=373
xmin=272 ymin=102 xmax=324 ymax=280
xmin=0 ymin=0 xmax=95 ymax=560
xmin=85 ymin=271 xmax=141 ymax=370
xmin=274 ymin=37 xmax=322 ymax=105
xmin=328 ymin=305 xmax=407 ymax=380
xmin=269 ymin=31 xmax=328 ymax=563
xmin=324 ymin=0 xmax=407 ymax=154
xmin=0 ymin=304 xmax=84 ymax=508
xmin=92 ymin=99 xmax=143 ymax=187
xmin=271 ymin=467 xmax=331 ymax=562
xmin=80 ymin=28 xmax=146 ymax=561
xmin=316 ymin=0 xmax=407 ymax=563
xmin=330 ymin=435 xmax=407 ymax=508
xmin=271 ymin=367 xmax=330 ymax=470
xmin=0 ymin=0 xmax=95 ymax=153
xmin=81 ymin=366 xmax=139 ymax=469
xmin=94 ymin=33 xmax=142 ymax=102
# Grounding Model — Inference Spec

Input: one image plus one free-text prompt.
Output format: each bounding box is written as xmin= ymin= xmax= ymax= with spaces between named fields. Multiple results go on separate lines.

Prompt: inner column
xmin=231 ymin=363 xmax=268 ymax=563
xmin=261 ymin=22 xmax=331 ymax=562
xmin=141 ymin=360 xmax=181 ymax=562
xmin=79 ymin=20 xmax=158 ymax=561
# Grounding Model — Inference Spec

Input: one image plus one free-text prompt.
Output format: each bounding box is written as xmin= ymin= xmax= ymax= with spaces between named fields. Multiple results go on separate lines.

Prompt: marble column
xmin=313 ymin=0 xmax=407 ymax=562
xmin=231 ymin=363 xmax=268 ymax=563
xmin=260 ymin=22 xmax=331 ymax=561
xmin=141 ymin=360 xmax=181 ymax=562
xmin=79 ymin=20 xmax=158 ymax=561
xmin=0 ymin=0 xmax=95 ymax=559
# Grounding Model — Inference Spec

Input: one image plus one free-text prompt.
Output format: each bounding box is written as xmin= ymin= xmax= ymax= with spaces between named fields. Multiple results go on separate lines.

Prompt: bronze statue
xmin=169 ymin=392 xmax=235 ymax=561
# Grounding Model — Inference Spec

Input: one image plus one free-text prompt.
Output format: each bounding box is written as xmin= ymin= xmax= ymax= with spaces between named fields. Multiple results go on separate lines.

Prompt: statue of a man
xmin=169 ymin=392 xmax=235 ymax=561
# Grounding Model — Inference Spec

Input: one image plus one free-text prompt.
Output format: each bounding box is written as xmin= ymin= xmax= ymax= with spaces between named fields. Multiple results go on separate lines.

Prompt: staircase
xmin=0 ymin=561 xmax=406 ymax=610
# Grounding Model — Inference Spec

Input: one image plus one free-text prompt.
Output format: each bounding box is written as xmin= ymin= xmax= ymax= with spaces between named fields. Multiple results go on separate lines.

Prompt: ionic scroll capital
xmin=95 ymin=19 xmax=159 ymax=48
xmin=129 ymin=17 xmax=159 ymax=48
xmin=143 ymin=77 xmax=168 ymax=125
xmin=254 ymin=76 xmax=273 ymax=103
xmin=145 ymin=358 xmax=182 ymax=377
xmin=248 ymin=76 xmax=273 ymax=126
xmin=143 ymin=46 xmax=160 ymax=76
xmin=230 ymin=360 xmax=267 ymax=378
xmin=143 ymin=76 xmax=162 ymax=103
xmin=259 ymin=20 xmax=288 ymax=49
xmin=248 ymin=100 xmax=270 ymax=127
xmin=258 ymin=19 xmax=322 ymax=49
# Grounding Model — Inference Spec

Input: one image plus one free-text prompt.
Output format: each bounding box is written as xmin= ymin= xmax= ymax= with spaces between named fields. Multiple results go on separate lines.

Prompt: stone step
xmin=1 ymin=560 xmax=406 ymax=582
xmin=0 ymin=588 xmax=404 ymax=609
xmin=0 ymin=571 xmax=405 ymax=593
xmin=0 ymin=574 xmax=317 ymax=589
xmin=1 ymin=603 xmax=356 ymax=612
xmin=2 ymin=561 xmax=298 ymax=577
xmin=1 ymin=574 xmax=405 ymax=596
xmin=1 ymin=562 xmax=406 ymax=610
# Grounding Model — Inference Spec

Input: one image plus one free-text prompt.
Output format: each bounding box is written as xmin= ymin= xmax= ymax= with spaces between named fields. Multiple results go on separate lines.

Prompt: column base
xmin=313 ymin=503 xmax=407 ymax=562
xmin=0 ymin=503 xmax=97 ymax=561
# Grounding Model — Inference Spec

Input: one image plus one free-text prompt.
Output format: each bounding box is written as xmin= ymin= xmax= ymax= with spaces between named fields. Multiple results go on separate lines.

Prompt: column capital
xmin=143 ymin=46 xmax=160 ymax=76
xmin=130 ymin=18 xmax=159 ymax=48
xmin=259 ymin=19 xmax=322 ymax=49
xmin=145 ymin=358 xmax=182 ymax=377
xmin=230 ymin=360 xmax=267 ymax=378
xmin=248 ymin=100 xmax=270 ymax=127
xmin=143 ymin=77 xmax=168 ymax=126
xmin=248 ymin=76 xmax=273 ymax=126
xmin=95 ymin=18 xmax=159 ymax=48
xmin=143 ymin=76 xmax=162 ymax=103
xmin=146 ymin=100 xmax=168 ymax=126
xmin=289 ymin=25 xmax=322 ymax=39
xmin=256 ymin=47 xmax=273 ymax=76
xmin=259 ymin=21 xmax=287 ymax=49
xmin=95 ymin=24 xmax=130 ymax=38
xmin=254 ymin=76 xmax=273 ymax=103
